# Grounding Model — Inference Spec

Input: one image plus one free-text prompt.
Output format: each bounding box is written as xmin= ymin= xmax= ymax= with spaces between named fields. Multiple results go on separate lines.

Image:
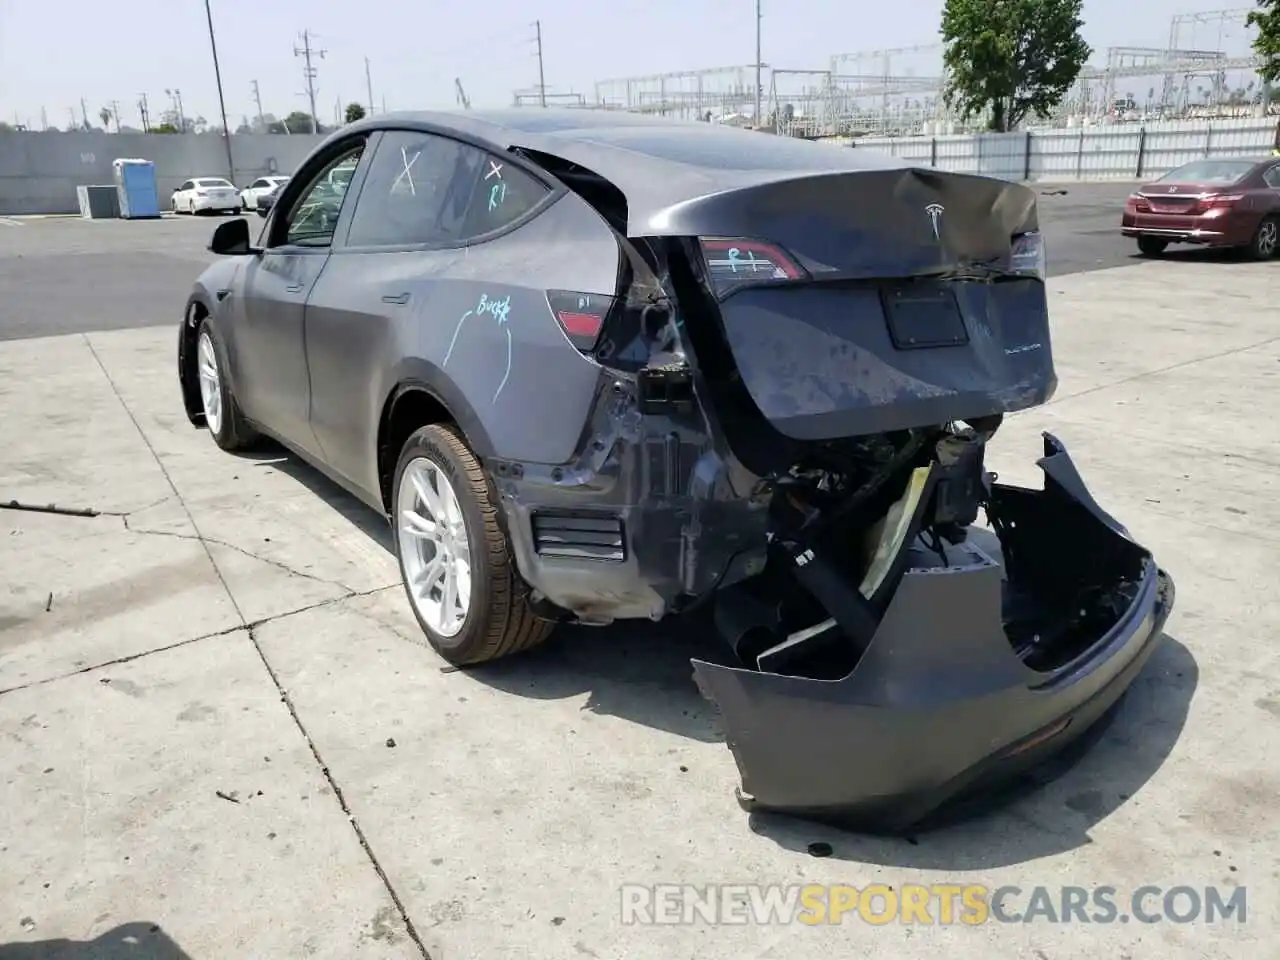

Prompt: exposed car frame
xmin=177 ymin=110 xmax=1175 ymax=833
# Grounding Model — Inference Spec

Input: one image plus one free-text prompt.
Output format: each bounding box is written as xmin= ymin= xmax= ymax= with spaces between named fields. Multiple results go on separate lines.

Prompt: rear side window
xmin=459 ymin=156 xmax=549 ymax=238
xmin=1264 ymin=165 xmax=1280 ymax=188
xmin=345 ymin=130 xmax=549 ymax=247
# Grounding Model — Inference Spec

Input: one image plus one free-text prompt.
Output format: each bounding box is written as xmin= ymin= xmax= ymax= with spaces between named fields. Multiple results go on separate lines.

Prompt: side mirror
xmin=208 ymin=218 xmax=254 ymax=255
xmin=256 ymin=206 xmax=269 ymax=219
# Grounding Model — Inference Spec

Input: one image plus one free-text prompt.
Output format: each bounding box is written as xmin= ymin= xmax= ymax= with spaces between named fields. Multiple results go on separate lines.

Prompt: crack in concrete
xmin=120 ymin=515 xmax=359 ymax=593
xmin=246 ymin=621 xmax=433 ymax=959
xmin=0 ymin=586 xmax=397 ymax=698
xmin=81 ymin=335 xmax=430 ymax=959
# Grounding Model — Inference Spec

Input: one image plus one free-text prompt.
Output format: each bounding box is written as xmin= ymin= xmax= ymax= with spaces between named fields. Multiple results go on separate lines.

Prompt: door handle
xmin=285 ymin=283 xmax=304 ymax=293
xmin=381 ymin=292 xmax=411 ymax=305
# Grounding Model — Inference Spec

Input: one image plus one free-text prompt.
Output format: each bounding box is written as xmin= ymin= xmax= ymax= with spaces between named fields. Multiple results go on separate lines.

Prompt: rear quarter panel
xmin=317 ymin=190 xmax=622 ymax=496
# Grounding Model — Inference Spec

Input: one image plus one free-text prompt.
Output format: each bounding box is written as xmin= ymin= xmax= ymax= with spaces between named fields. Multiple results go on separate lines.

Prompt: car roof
xmin=345 ymin=108 xmax=907 ymax=234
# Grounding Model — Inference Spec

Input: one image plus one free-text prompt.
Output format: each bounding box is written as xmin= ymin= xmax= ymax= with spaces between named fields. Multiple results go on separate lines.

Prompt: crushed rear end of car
xmin=511 ymin=149 xmax=1175 ymax=831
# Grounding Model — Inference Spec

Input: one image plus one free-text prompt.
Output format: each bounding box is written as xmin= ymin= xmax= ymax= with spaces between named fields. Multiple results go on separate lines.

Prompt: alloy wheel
xmin=397 ymin=458 xmax=472 ymax=638
xmin=1258 ymin=220 xmax=1278 ymax=258
xmin=196 ymin=331 xmax=222 ymax=435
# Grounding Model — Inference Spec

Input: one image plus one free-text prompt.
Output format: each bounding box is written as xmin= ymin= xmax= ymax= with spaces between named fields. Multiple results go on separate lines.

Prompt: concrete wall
xmin=851 ymin=116 xmax=1280 ymax=182
xmin=0 ymin=131 xmax=327 ymax=215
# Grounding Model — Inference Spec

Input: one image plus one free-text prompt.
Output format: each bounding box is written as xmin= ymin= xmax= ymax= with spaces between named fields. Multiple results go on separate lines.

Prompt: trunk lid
xmin=663 ymin=168 xmax=1039 ymax=280
xmin=668 ymin=170 xmax=1052 ymax=443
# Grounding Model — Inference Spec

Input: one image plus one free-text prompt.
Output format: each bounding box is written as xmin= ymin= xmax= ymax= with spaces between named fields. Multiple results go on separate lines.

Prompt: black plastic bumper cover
xmin=691 ymin=433 xmax=1175 ymax=834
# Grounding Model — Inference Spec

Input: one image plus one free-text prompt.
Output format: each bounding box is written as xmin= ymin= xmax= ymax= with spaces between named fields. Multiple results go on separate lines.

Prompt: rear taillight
xmin=698 ymin=237 xmax=806 ymax=297
xmin=1199 ymin=194 xmax=1243 ymax=209
xmin=546 ymin=290 xmax=613 ymax=352
xmin=1009 ymin=231 xmax=1046 ymax=281
xmin=1126 ymin=193 xmax=1151 ymax=212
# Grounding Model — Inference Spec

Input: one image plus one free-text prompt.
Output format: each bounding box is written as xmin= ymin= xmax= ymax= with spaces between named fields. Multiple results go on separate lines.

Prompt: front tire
xmin=392 ymin=424 xmax=552 ymax=666
xmin=1137 ymin=236 xmax=1168 ymax=257
xmin=1247 ymin=216 xmax=1278 ymax=260
xmin=195 ymin=321 xmax=257 ymax=451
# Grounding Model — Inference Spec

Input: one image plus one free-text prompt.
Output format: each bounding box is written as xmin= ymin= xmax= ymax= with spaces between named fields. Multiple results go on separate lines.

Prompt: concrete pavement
xmin=2 ymin=256 xmax=1278 ymax=958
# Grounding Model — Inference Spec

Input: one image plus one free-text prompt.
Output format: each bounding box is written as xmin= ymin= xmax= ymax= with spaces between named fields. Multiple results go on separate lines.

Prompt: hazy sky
xmin=0 ymin=0 xmax=1262 ymax=129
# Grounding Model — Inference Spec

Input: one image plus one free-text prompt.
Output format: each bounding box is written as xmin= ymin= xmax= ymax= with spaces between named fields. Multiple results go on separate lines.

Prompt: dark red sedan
xmin=1122 ymin=157 xmax=1280 ymax=259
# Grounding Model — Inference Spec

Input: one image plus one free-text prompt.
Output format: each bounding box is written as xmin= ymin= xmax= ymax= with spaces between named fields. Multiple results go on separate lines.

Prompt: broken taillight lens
xmin=698 ymin=237 xmax=806 ymax=297
xmin=546 ymin=289 xmax=613 ymax=352
xmin=1009 ymin=231 xmax=1046 ymax=281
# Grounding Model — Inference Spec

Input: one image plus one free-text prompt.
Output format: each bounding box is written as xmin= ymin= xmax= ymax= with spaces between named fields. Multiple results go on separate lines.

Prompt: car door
xmin=234 ymin=137 xmax=372 ymax=454
xmin=243 ymin=178 xmax=266 ymax=206
xmin=174 ymin=179 xmax=193 ymax=210
xmin=300 ymin=130 xmax=488 ymax=494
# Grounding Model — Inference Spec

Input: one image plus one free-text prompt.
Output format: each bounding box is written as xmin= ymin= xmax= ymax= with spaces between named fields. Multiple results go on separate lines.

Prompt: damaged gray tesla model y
xmin=177 ymin=109 xmax=1174 ymax=834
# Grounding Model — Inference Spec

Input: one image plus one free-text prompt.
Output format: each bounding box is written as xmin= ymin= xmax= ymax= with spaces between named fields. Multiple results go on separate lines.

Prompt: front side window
xmin=282 ymin=148 xmax=364 ymax=247
xmin=1263 ymin=165 xmax=1280 ymax=188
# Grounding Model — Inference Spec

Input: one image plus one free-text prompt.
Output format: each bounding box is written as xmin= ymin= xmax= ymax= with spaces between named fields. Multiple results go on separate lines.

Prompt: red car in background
xmin=1122 ymin=157 xmax=1280 ymax=260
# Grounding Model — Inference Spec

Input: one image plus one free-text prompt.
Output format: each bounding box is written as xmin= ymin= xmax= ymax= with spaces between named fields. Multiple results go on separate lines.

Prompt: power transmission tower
xmin=365 ymin=57 xmax=374 ymax=115
xmin=294 ymin=30 xmax=326 ymax=134
xmin=251 ymin=80 xmax=265 ymax=129
xmin=79 ymin=98 xmax=89 ymax=130
xmin=533 ymin=20 xmax=547 ymax=107
xmin=137 ymin=94 xmax=150 ymax=132
xmin=755 ymin=0 xmax=762 ymax=125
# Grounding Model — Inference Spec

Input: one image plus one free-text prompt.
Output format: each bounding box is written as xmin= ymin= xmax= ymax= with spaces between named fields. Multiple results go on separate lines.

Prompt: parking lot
xmin=2 ymin=192 xmax=1278 ymax=959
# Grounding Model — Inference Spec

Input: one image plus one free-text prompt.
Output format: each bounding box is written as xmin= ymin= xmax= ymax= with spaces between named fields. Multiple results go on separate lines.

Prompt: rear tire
xmin=195 ymin=320 xmax=258 ymax=451
xmin=1247 ymin=216 xmax=1278 ymax=260
xmin=1137 ymin=236 xmax=1168 ymax=257
xmin=391 ymin=423 xmax=552 ymax=667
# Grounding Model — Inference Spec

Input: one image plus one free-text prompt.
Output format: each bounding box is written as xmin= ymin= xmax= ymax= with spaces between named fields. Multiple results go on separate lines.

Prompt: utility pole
xmin=365 ymin=57 xmax=374 ymax=115
xmin=138 ymin=93 xmax=150 ymax=133
xmin=251 ymin=80 xmax=265 ymax=130
xmin=110 ymin=100 xmax=121 ymax=132
xmin=755 ymin=0 xmax=762 ymax=126
xmin=67 ymin=107 xmax=76 ymax=130
xmin=533 ymin=20 xmax=547 ymax=107
xmin=294 ymin=30 xmax=326 ymax=134
xmin=203 ymin=0 xmax=235 ymax=180
xmin=41 ymin=107 xmax=48 ymax=131
xmin=79 ymin=98 xmax=89 ymax=130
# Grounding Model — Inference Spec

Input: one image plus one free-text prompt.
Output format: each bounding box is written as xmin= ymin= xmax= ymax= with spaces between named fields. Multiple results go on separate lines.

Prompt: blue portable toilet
xmin=112 ymin=158 xmax=161 ymax=219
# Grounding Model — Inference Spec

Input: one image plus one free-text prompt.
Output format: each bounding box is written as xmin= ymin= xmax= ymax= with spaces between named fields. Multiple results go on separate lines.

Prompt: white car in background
xmin=170 ymin=178 xmax=240 ymax=215
xmin=238 ymin=175 xmax=289 ymax=211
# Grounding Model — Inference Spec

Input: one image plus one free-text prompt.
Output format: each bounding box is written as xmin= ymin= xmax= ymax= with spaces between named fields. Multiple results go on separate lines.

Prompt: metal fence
xmin=851 ymin=116 xmax=1279 ymax=181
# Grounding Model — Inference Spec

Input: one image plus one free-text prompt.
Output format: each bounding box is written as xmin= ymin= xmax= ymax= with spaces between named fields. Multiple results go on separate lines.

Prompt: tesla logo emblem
xmin=925 ymin=203 xmax=944 ymax=240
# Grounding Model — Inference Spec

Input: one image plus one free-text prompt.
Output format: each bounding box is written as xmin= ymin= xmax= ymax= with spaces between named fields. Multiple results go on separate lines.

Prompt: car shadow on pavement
xmin=231 ymin=447 xmax=394 ymax=552
xmin=0 ymin=922 xmax=192 ymax=959
xmin=743 ymin=634 xmax=1198 ymax=870
xmin=1133 ymin=247 xmax=1258 ymax=265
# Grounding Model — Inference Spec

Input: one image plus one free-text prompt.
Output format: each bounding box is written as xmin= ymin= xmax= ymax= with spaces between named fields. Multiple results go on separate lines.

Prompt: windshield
xmin=197 ymin=178 xmax=233 ymax=188
xmin=1158 ymin=160 xmax=1255 ymax=184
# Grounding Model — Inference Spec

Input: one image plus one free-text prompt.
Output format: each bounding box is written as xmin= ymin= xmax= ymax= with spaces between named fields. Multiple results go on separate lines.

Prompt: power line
xmin=294 ymin=29 xmax=326 ymax=134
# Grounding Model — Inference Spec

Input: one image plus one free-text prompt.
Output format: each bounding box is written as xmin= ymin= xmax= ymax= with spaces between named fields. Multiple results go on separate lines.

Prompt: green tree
xmin=1248 ymin=0 xmax=1280 ymax=84
xmin=282 ymin=110 xmax=317 ymax=134
xmin=344 ymin=102 xmax=366 ymax=124
xmin=940 ymin=0 xmax=1091 ymax=131
xmin=152 ymin=122 xmax=180 ymax=134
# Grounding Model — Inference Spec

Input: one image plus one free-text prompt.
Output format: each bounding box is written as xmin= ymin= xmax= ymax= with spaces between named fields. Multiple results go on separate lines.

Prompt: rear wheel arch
xmin=377 ymin=380 xmax=498 ymax=513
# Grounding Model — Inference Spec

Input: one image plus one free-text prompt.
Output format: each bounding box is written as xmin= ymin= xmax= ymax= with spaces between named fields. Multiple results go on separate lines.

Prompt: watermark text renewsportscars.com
xmin=620 ymin=883 xmax=1247 ymax=926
